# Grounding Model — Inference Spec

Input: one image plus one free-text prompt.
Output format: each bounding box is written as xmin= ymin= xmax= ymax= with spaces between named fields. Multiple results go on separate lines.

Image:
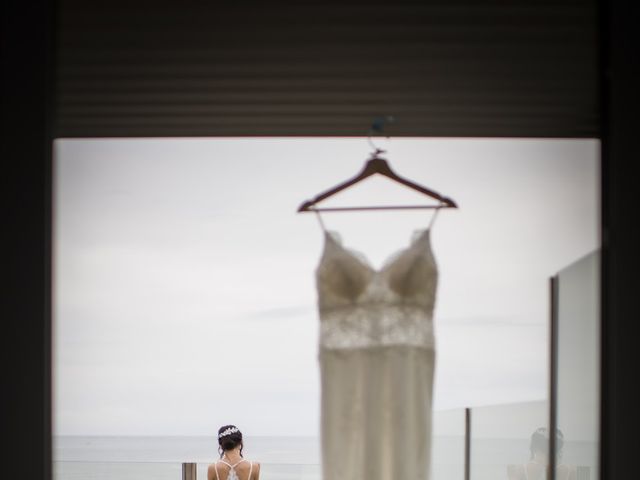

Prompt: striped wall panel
xmin=56 ymin=0 xmax=598 ymax=138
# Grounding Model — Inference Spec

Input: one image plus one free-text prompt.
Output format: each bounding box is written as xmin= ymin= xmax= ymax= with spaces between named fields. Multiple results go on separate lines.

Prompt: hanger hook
xmin=367 ymin=116 xmax=395 ymax=155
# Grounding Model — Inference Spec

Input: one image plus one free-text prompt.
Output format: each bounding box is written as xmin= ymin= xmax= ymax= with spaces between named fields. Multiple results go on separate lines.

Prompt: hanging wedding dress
xmin=315 ymin=220 xmax=438 ymax=480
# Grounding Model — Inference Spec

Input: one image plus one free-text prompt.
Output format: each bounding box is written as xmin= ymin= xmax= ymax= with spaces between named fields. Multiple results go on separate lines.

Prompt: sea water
xmin=53 ymin=434 xmax=469 ymax=480
xmin=54 ymin=436 xmax=321 ymax=480
xmin=53 ymin=435 xmax=596 ymax=480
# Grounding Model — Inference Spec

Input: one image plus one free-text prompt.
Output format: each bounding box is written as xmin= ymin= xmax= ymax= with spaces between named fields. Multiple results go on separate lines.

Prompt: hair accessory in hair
xmin=219 ymin=426 xmax=240 ymax=438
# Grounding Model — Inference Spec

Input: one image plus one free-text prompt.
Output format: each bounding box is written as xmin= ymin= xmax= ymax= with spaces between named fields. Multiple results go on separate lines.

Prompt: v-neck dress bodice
xmin=316 ymin=229 xmax=438 ymax=350
xmin=315 ymin=229 xmax=438 ymax=480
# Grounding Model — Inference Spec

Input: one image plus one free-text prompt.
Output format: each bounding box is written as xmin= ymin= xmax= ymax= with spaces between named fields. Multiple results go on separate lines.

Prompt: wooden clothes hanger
xmin=297 ymin=134 xmax=458 ymax=213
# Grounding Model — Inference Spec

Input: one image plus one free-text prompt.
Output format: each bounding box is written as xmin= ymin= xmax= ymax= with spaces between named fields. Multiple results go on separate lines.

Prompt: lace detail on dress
xmin=320 ymin=303 xmax=435 ymax=349
xmin=316 ymin=229 xmax=437 ymax=350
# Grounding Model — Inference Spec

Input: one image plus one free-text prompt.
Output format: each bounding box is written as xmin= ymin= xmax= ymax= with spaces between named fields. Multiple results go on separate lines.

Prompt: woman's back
xmin=208 ymin=425 xmax=260 ymax=480
xmin=209 ymin=458 xmax=260 ymax=480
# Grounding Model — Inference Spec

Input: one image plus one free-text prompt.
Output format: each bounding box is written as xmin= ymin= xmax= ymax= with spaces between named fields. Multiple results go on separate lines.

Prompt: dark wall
xmin=599 ymin=2 xmax=640 ymax=477
xmin=1 ymin=1 xmax=54 ymax=479
xmin=56 ymin=0 xmax=598 ymax=138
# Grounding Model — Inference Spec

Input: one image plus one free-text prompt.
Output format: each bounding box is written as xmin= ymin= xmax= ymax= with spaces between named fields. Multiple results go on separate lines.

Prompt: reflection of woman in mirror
xmin=507 ymin=427 xmax=577 ymax=480
xmin=208 ymin=425 xmax=261 ymax=480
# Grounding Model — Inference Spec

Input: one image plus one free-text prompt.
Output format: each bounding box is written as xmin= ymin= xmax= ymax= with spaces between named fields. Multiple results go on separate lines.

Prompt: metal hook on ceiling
xmin=367 ymin=115 xmax=395 ymax=155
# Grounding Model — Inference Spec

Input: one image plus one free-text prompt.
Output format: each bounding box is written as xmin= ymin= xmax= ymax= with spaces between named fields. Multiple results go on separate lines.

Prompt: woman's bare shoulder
xmin=251 ymin=461 xmax=261 ymax=480
xmin=207 ymin=462 xmax=220 ymax=480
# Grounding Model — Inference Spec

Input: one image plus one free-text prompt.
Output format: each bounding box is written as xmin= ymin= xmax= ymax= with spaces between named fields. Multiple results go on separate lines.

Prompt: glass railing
xmin=50 ymin=403 xmax=534 ymax=480
xmin=53 ymin=397 xmax=586 ymax=480
xmin=54 ymin=397 xmax=599 ymax=480
xmin=470 ymin=400 xmax=548 ymax=480
xmin=431 ymin=407 xmax=467 ymax=480
xmin=554 ymin=250 xmax=600 ymax=480
xmin=50 ymin=403 xmax=539 ymax=480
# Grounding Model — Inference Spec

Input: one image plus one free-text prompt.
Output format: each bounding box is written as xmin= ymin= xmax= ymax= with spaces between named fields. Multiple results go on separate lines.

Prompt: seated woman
xmin=208 ymin=425 xmax=261 ymax=480
xmin=507 ymin=427 xmax=577 ymax=480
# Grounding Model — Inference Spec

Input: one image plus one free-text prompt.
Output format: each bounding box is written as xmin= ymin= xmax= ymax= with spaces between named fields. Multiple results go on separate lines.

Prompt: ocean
xmin=53 ymin=435 xmax=596 ymax=480
xmin=53 ymin=435 xmax=463 ymax=480
xmin=54 ymin=436 xmax=322 ymax=480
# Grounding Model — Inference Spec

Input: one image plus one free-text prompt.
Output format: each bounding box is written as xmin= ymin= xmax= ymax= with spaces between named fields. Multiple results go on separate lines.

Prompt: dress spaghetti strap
xmin=428 ymin=204 xmax=442 ymax=229
xmin=314 ymin=204 xmax=442 ymax=231
xmin=216 ymin=458 xmax=252 ymax=480
xmin=311 ymin=206 xmax=327 ymax=232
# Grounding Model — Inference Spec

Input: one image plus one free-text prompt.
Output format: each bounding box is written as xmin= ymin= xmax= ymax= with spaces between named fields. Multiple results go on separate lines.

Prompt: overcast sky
xmin=53 ymin=137 xmax=599 ymax=436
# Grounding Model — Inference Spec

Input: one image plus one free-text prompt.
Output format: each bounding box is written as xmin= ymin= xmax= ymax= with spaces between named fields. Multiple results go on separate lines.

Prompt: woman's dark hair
xmin=529 ymin=427 xmax=564 ymax=461
xmin=218 ymin=425 xmax=243 ymax=457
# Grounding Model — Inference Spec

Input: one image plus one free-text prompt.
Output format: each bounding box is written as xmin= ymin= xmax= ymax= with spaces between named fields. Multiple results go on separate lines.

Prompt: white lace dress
xmin=316 ymin=228 xmax=438 ymax=480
